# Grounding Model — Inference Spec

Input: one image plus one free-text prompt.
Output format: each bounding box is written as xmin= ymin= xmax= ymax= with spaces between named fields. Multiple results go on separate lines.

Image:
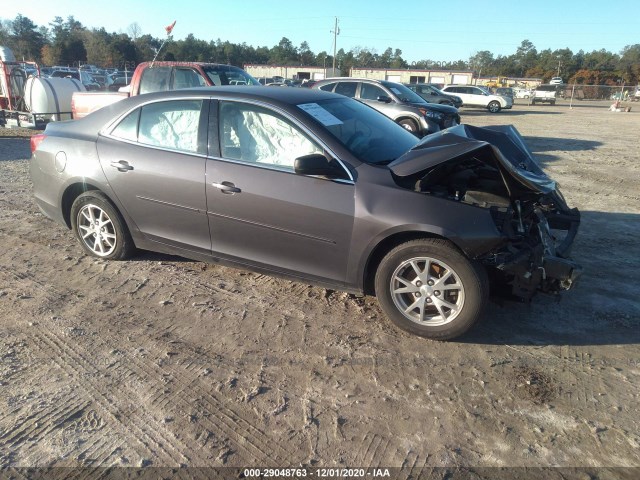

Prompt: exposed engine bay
xmin=389 ymin=124 xmax=582 ymax=300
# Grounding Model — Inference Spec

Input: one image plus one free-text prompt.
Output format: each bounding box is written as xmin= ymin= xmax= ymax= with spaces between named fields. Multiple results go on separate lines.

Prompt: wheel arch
xmin=362 ymin=230 xmax=464 ymax=296
xmin=61 ymin=182 xmax=105 ymax=228
xmin=395 ymin=115 xmax=420 ymax=127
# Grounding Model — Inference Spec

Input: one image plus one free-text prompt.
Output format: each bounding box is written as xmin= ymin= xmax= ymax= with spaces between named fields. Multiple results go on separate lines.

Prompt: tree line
xmin=1 ymin=14 xmax=639 ymax=85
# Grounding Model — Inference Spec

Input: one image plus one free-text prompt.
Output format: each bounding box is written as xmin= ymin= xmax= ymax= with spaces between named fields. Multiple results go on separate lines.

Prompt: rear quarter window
xmin=319 ymin=82 xmax=337 ymax=92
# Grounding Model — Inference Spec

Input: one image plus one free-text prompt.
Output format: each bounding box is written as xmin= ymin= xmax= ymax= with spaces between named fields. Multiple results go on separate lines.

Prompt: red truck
xmin=71 ymin=61 xmax=260 ymax=118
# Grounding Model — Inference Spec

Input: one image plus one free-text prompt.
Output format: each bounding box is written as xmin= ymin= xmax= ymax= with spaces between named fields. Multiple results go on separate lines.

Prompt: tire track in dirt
xmin=0 ymin=397 xmax=91 ymax=451
xmin=7 ymin=260 xmax=305 ymax=466
xmin=32 ymin=330 xmax=191 ymax=466
xmin=103 ymin=330 xmax=303 ymax=465
xmin=0 ymin=223 xmax=308 ymax=463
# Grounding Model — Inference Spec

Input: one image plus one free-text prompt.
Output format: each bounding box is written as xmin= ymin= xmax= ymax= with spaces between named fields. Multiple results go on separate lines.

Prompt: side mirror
xmin=377 ymin=95 xmax=392 ymax=103
xmin=294 ymin=154 xmax=344 ymax=178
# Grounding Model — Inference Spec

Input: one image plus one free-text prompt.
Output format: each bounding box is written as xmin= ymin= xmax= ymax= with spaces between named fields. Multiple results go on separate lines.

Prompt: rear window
xmin=536 ymin=85 xmax=559 ymax=91
xmin=139 ymin=67 xmax=171 ymax=94
xmin=203 ymin=65 xmax=260 ymax=86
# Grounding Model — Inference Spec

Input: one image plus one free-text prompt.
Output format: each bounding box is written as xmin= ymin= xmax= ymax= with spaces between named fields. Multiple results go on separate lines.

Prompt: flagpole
xmin=151 ymin=21 xmax=176 ymax=67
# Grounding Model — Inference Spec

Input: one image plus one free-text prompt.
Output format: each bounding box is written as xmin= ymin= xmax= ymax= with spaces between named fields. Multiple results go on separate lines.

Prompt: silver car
xmin=314 ymin=78 xmax=460 ymax=136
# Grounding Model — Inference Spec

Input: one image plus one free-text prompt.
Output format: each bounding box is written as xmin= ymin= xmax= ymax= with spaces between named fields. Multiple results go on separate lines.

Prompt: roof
xmin=72 ymin=86 xmax=340 ymax=129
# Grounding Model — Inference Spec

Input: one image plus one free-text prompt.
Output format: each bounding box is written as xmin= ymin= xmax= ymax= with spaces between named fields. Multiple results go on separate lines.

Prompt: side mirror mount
xmin=294 ymin=154 xmax=345 ymax=179
xmin=377 ymin=95 xmax=392 ymax=103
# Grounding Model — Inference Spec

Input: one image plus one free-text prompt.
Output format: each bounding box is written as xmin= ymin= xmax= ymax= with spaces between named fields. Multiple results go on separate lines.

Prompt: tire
xmin=487 ymin=101 xmax=501 ymax=113
xmin=374 ymin=239 xmax=488 ymax=340
xmin=398 ymin=118 xmax=418 ymax=133
xmin=551 ymin=101 xmax=556 ymax=105
xmin=70 ymin=191 xmax=135 ymax=260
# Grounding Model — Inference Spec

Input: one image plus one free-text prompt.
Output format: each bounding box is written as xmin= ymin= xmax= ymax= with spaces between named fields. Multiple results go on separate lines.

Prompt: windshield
xmin=297 ymin=97 xmax=419 ymax=165
xmin=381 ymin=81 xmax=426 ymax=104
xmin=203 ymin=65 xmax=261 ymax=86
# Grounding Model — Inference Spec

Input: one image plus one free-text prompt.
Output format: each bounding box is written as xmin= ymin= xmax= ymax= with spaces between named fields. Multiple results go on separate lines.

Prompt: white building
xmin=244 ymin=64 xmax=339 ymax=81
xmin=349 ymin=68 xmax=474 ymax=86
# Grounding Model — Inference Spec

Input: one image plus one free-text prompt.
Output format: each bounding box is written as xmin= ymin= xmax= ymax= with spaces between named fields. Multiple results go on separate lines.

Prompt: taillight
xmin=30 ymin=134 xmax=46 ymax=154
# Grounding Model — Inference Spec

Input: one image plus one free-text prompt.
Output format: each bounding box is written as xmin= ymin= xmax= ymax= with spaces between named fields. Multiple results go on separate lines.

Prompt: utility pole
xmin=557 ymin=59 xmax=562 ymax=77
xmin=331 ymin=17 xmax=340 ymax=73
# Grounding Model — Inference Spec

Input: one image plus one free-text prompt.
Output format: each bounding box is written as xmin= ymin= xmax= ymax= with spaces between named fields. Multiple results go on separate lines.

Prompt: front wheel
xmin=374 ymin=239 xmax=488 ymax=340
xmin=487 ymin=101 xmax=501 ymax=113
xmin=70 ymin=191 xmax=135 ymax=260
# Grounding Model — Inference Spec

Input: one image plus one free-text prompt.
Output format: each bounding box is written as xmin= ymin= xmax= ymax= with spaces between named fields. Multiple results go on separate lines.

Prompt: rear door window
xmin=110 ymin=100 xmax=206 ymax=154
xmin=334 ymin=82 xmax=358 ymax=98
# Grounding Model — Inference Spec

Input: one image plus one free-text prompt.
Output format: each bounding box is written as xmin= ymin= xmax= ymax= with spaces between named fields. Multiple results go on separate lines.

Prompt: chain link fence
xmin=560 ymin=84 xmax=639 ymax=102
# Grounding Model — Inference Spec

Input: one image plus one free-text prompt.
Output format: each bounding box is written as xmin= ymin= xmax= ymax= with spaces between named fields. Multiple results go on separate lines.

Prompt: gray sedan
xmin=30 ymin=87 xmax=581 ymax=340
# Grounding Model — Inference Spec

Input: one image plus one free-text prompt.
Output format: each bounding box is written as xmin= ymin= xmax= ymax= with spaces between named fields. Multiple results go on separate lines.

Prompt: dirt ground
xmin=0 ymin=98 xmax=639 ymax=474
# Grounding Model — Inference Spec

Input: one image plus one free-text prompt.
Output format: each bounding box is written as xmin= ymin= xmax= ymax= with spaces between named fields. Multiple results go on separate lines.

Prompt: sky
xmin=2 ymin=0 xmax=638 ymax=63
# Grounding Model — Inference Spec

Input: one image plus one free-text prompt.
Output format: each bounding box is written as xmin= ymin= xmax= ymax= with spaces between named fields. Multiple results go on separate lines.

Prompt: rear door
xmin=468 ymin=87 xmax=489 ymax=106
xmin=97 ymin=98 xmax=212 ymax=254
xmin=445 ymin=86 xmax=469 ymax=105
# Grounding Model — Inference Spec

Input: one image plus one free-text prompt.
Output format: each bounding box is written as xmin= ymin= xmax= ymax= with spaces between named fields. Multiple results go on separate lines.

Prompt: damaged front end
xmin=389 ymin=124 xmax=582 ymax=301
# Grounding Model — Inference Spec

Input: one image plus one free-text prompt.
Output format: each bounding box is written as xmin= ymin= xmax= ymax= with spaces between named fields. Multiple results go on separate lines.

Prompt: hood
xmin=389 ymin=124 xmax=556 ymax=194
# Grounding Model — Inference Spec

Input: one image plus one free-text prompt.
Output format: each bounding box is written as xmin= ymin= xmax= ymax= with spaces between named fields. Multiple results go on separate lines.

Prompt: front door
xmin=205 ymin=100 xmax=355 ymax=285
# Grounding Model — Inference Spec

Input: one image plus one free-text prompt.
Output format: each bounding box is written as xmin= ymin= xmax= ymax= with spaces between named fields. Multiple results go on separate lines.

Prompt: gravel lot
xmin=0 ymin=99 xmax=639 ymax=474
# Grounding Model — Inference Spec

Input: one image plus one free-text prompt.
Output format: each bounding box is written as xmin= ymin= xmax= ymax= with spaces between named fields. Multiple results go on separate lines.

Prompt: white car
xmin=514 ymin=88 xmax=533 ymax=99
xmin=441 ymin=85 xmax=513 ymax=113
xmin=550 ymin=77 xmax=564 ymax=85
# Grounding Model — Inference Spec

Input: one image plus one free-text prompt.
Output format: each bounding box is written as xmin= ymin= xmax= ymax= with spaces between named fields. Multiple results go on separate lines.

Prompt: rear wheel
xmin=398 ymin=118 xmax=418 ymax=133
xmin=374 ymin=239 xmax=488 ymax=340
xmin=487 ymin=101 xmax=501 ymax=113
xmin=70 ymin=191 xmax=135 ymax=260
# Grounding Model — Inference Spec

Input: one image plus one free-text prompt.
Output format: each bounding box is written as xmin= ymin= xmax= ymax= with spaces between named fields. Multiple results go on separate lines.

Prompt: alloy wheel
xmin=389 ymin=256 xmax=465 ymax=326
xmin=77 ymin=204 xmax=117 ymax=257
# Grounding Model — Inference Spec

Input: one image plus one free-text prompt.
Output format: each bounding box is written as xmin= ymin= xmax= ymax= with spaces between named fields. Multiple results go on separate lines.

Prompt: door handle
xmin=211 ymin=181 xmax=241 ymax=194
xmin=110 ymin=160 xmax=134 ymax=172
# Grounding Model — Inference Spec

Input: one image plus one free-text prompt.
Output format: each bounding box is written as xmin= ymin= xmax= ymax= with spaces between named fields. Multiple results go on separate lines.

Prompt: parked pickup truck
xmin=72 ymin=61 xmax=260 ymax=118
xmin=531 ymin=84 xmax=558 ymax=105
